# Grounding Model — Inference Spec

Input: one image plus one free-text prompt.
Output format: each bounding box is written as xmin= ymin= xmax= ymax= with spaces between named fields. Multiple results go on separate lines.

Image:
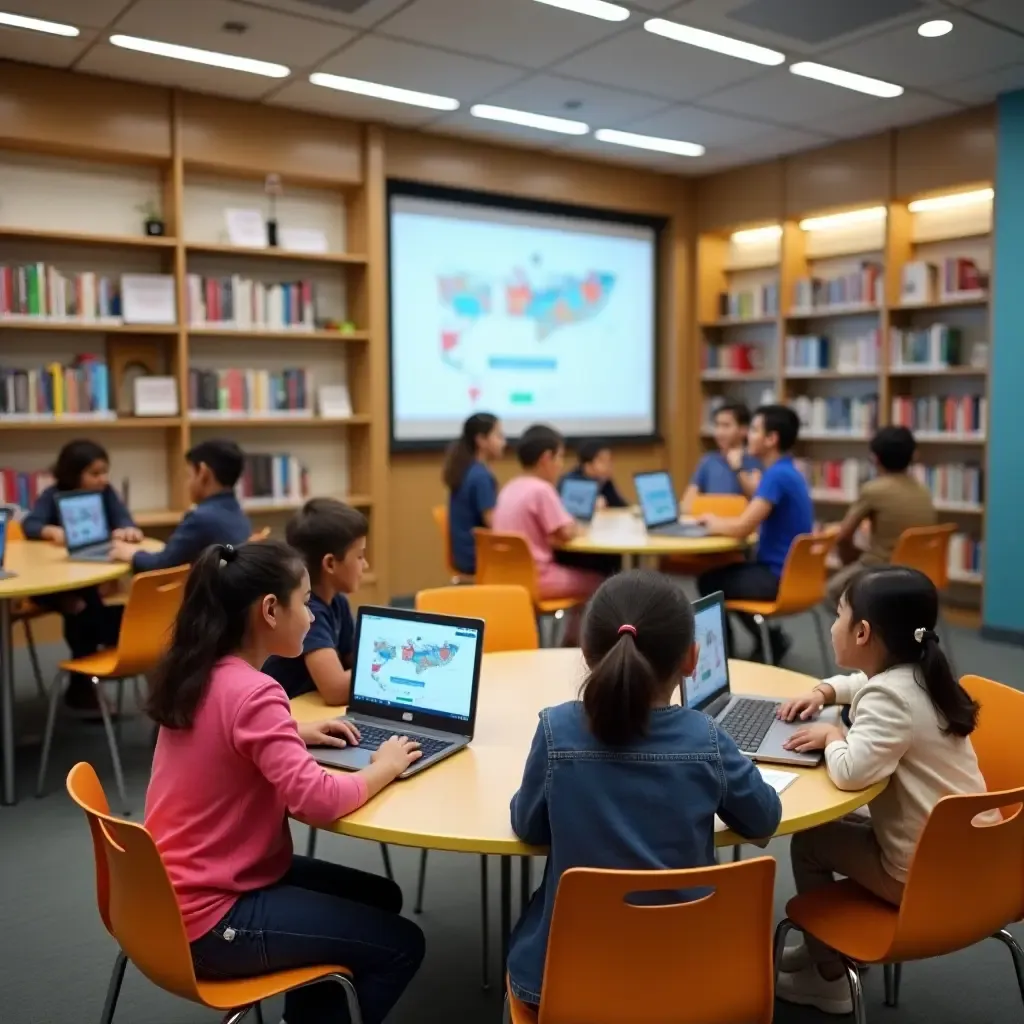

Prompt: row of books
xmin=900 ymin=258 xmax=987 ymax=303
xmin=186 ymin=275 xmax=317 ymax=330
xmin=702 ymin=342 xmax=770 ymax=372
xmin=188 ymin=367 xmax=313 ymax=417
xmin=792 ymin=264 xmax=883 ymax=311
xmin=785 ymin=330 xmax=879 ymax=372
xmin=790 ymin=395 xmax=878 ymax=435
xmin=795 ymin=458 xmax=873 ymax=497
xmin=0 ymin=357 xmax=112 ymax=419
xmin=0 ymin=469 xmax=54 ymax=510
xmin=717 ymin=284 xmax=779 ymax=319
xmin=909 ymin=462 xmax=984 ymax=506
xmin=890 ymin=395 xmax=985 ymax=436
xmin=0 ymin=264 xmax=126 ymax=321
xmin=949 ymin=533 xmax=983 ymax=578
xmin=237 ymin=453 xmax=310 ymax=505
xmin=890 ymin=325 xmax=967 ymax=369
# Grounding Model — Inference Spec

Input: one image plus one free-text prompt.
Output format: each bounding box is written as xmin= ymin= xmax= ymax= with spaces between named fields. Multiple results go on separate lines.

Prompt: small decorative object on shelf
xmin=265 ymin=173 xmax=282 ymax=248
xmin=136 ymin=200 xmax=165 ymax=237
xmin=133 ymin=376 xmax=179 ymax=417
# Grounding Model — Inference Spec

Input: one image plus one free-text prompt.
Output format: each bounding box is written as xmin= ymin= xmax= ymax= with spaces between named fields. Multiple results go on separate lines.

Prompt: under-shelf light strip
xmin=907 ymin=188 xmax=994 ymax=213
xmin=798 ymin=207 xmax=887 ymax=232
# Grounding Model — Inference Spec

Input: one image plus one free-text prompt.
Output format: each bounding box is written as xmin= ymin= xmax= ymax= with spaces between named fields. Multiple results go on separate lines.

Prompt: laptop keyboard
xmin=351 ymin=723 xmax=454 ymax=761
xmin=719 ymin=699 xmax=781 ymax=752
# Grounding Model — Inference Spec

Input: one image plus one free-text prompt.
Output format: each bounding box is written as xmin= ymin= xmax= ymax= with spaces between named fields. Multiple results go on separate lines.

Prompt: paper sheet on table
xmin=714 ymin=766 xmax=799 ymax=843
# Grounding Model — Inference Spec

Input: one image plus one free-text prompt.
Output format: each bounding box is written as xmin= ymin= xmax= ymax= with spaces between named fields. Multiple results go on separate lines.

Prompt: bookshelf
xmin=695 ymin=186 xmax=993 ymax=609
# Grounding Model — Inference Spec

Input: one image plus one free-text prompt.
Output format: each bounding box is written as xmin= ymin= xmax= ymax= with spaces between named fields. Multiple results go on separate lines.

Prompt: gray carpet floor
xmin=3 ymin=613 xmax=1024 ymax=1024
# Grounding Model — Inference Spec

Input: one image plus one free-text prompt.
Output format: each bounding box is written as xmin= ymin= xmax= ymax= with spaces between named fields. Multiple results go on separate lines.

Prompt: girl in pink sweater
xmin=145 ymin=540 xmax=424 ymax=1024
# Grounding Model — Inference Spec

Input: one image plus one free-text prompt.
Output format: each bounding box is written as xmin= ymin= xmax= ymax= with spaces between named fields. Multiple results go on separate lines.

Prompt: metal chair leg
xmin=329 ymin=972 xmax=364 ymax=1024
xmin=731 ymin=845 xmax=742 ymax=862
xmin=220 ymin=1009 xmax=252 ymax=1024
xmin=755 ymin=614 xmax=773 ymax=665
xmin=36 ymin=670 xmax=65 ymax=797
xmin=254 ymin=1003 xmax=265 ymax=1024
xmin=99 ymin=950 xmax=128 ymax=1024
xmin=773 ymin=918 xmax=795 ymax=973
xmin=379 ymin=843 xmax=394 ymax=881
xmin=305 ymin=826 xmax=318 ymax=859
xmin=95 ymin=678 xmax=129 ymax=816
xmin=844 ymin=957 xmax=867 ymax=1024
xmin=21 ymin=620 xmax=46 ymax=699
xmin=480 ymin=855 xmax=490 ymax=990
xmin=992 ymin=929 xmax=1024 ymax=1009
xmin=883 ymin=963 xmax=902 ymax=1007
xmin=812 ymin=607 xmax=832 ymax=676
xmin=414 ymin=848 xmax=428 ymax=913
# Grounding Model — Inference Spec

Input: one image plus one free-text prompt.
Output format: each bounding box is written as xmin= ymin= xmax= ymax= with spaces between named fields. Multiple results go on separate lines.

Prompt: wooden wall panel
xmin=895 ymin=106 xmax=996 ymax=198
xmin=694 ymin=159 xmax=784 ymax=232
xmin=784 ymin=133 xmax=890 ymax=217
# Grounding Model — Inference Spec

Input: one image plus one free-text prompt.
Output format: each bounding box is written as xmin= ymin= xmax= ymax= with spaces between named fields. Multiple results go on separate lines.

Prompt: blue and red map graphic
xmin=370 ymin=637 xmax=459 ymax=682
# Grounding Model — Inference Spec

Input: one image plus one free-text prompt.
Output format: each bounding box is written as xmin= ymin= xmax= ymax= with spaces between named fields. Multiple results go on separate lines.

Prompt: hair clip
xmin=914 ymin=627 xmax=938 ymax=644
xmin=219 ymin=543 xmax=237 ymax=568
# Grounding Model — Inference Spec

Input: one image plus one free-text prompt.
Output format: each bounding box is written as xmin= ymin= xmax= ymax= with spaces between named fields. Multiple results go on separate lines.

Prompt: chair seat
xmin=506 ymin=989 xmax=539 ymax=1024
xmin=58 ymin=650 xmax=122 ymax=678
xmin=536 ymin=597 xmax=583 ymax=615
xmin=786 ymin=879 xmax=898 ymax=965
xmin=725 ymin=599 xmax=780 ymax=617
xmin=195 ymin=964 xmax=352 ymax=1011
xmin=12 ymin=599 xmax=49 ymax=621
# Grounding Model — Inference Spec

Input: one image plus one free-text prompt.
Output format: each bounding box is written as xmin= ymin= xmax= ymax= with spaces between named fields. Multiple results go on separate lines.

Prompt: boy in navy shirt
xmin=682 ymin=401 xmax=760 ymax=512
xmin=558 ymin=439 xmax=628 ymax=509
xmin=263 ymin=498 xmax=368 ymax=703
xmin=697 ymin=405 xmax=813 ymax=664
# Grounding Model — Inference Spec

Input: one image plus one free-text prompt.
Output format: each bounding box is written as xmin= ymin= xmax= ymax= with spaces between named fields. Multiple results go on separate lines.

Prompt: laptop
xmin=56 ymin=490 xmax=114 ymax=562
xmin=560 ymin=477 xmax=600 ymax=523
xmin=312 ymin=605 xmax=485 ymax=779
xmin=634 ymin=470 xmax=709 ymax=538
xmin=685 ymin=591 xmax=841 ymax=767
xmin=0 ymin=509 xmax=15 ymax=581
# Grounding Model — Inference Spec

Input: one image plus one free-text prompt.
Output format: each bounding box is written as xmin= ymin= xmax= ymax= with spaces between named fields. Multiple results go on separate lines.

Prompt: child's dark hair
xmin=186 ymin=439 xmax=245 ymax=488
xmin=754 ymin=404 xmax=800 ymax=452
xmin=148 ymin=540 xmax=305 ymax=729
xmin=580 ymin=570 xmax=695 ymax=746
xmin=286 ymin=498 xmax=368 ymax=582
xmin=842 ymin=566 xmax=978 ymax=737
xmin=577 ymin=439 xmax=610 ymax=467
xmin=517 ymin=424 xmax=563 ymax=468
xmin=443 ymin=413 xmax=498 ymax=492
xmin=870 ymin=425 xmax=916 ymax=472
xmin=714 ymin=401 xmax=751 ymax=428
xmin=53 ymin=439 xmax=109 ymax=491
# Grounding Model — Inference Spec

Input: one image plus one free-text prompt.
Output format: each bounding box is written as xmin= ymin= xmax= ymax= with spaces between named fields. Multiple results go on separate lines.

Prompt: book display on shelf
xmin=890 ymin=324 xmax=971 ymax=369
xmin=949 ymin=532 xmax=983 ymax=582
xmin=0 ymin=355 xmax=112 ymax=420
xmin=702 ymin=342 xmax=766 ymax=373
xmin=785 ymin=330 xmax=879 ymax=373
xmin=186 ymin=274 xmax=316 ymax=330
xmin=238 ymin=453 xmax=310 ymax=506
xmin=791 ymin=263 xmax=883 ymax=312
xmin=188 ymin=367 xmax=313 ymax=418
xmin=900 ymin=259 xmax=989 ymax=306
xmin=717 ymin=283 xmax=779 ymax=319
xmin=0 ymin=468 xmax=53 ymax=510
xmin=792 ymin=394 xmax=878 ymax=436
xmin=796 ymin=457 xmax=872 ymax=500
xmin=910 ymin=462 xmax=984 ymax=509
xmin=1 ymin=263 xmax=126 ymax=323
xmin=890 ymin=394 xmax=985 ymax=437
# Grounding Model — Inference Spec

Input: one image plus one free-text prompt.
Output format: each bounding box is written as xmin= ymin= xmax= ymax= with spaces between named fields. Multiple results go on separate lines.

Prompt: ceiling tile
xmin=820 ymin=12 xmax=1024 ymax=89
xmin=631 ymin=0 xmax=691 ymax=10
xmin=0 ymin=0 xmax=131 ymax=28
xmin=931 ymin=61 xmax=1024 ymax=104
xmin=968 ymin=0 xmax=1024 ymax=32
xmin=375 ymin=0 xmax=626 ymax=68
xmin=554 ymin=26 xmax=768 ymax=103
xmin=0 ymin=25 xmax=98 ymax=67
xmin=269 ymin=79 xmax=440 ymax=124
xmin=239 ymin=0 xmax=411 ymax=28
xmin=620 ymin=104 xmax=777 ymax=147
xmin=720 ymin=125 xmax=828 ymax=159
xmin=805 ymin=92 xmax=962 ymax=138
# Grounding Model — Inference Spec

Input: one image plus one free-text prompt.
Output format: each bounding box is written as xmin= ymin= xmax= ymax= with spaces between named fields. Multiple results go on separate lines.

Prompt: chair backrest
xmin=432 ymin=504 xmax=459 ymax=578
xmin=7 ymin=517 xmax=24 ymax=541
xmin=889 ymin=787 xmax=1024 ymax=962
xmin=773 ymin=533 xmax=837 ymax=615
xmin=111 ymin=566 xmax=189 ymax=677
xmin=249 ymin=526 xmax=271 ymax=541
xmin=67 ymin=762 xmax=202 ymax=1002
xmin=67 ymin=762 xmax=116 ymax=937
xmin=473 ymin=529 xmax=540 ymax=602
xmin=690 ymin=493 xmax=748 ymax=518
xmin=416 ymin=584 xmax=538 ymax=652
xmin=960 ymin=675 xmax=1024 ymax=794
xmin=891 ymin=523 xmax=956 ymax=591
xmin=539 ymin=858 xmax=776 ymax=1024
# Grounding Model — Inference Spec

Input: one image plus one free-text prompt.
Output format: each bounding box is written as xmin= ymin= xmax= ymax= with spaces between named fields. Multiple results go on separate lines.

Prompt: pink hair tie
xmin=618 ymin=624 xmax=637 ymax=638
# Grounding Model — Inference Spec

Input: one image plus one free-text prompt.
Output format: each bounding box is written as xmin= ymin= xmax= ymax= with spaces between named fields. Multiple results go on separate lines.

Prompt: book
xmin=790 ymin=395 xmax=878 ymax=435
xmin=949 ymin=533 xmax=983 ymax=578
xmin=0 ymin=468 xmax=54 ymax=509
xmin=0 ymin=263 xmax=124 ymax=322
xmin=716 ymin=283 xmax=779 ymax=319
xmin=890 ymin=324 xmax=963 ymax=369
xmin=792 ymin=263 xmax=883 ymax=311
xmin=909 ymin=462 xmax=984 ymax=506
xmin=703 ymin=343 xmax=765 ymax=372
xmin=186 ymin=274 xmax=317 ymax=330
xmin=188 ymin=367 xmax=313 ymax=417
xmin=900 ymin=261 xmax=937 ymax=304
xmin=0 ymin=356 xmax=113 ymax=419
xmin=941 ymin=257 xmax=988 ymax=297
xmin=890 ymin=394 xmax=985 ymax=435
xmin=795 ymin=457 xmax=873 ymax=498
xmin=237 ymin=453 xmax=309 ymax=504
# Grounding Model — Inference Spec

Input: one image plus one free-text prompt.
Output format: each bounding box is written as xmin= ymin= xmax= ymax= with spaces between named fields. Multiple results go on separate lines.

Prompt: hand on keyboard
xmin=371 ymin=735 xmax=423 ymax=776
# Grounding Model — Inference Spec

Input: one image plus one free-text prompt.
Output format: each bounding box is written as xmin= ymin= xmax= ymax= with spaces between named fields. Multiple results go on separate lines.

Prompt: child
xmin=775 ymin=566 xmax=994 ymax=1015
xmin=826 ymin=426 xmax=936 ymax=606
xmin=443 ymin=412 xmax=505 ymax=576
xmin=697 ymin=404 xmax=813 ymax=664
xmin=681 ymin=401 xmax=761 ymax=512
xmin=507 ymin=570 xmax=782 ymax=1008
xmin=263 ymin=498 xmax=368 ymax=703
xmin=23 ymin=439 xmax=141 ymax=712
xmin=145 ymin=540 xmax=425 ymax=1024
xmin=558 ymin=439 xmax=628 ymax=509
xmin=111 ymin=439 xmax=251 ymax=571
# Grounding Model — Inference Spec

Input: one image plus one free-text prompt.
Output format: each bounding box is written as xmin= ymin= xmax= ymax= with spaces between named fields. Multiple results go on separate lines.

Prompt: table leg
xmin=519 ymin=856 xmax=532 ymax=913
xmin=1 ymin=601 xmax=14 ymax=805
xmin=499 ymin=855 xmax=512 ymax=980
xmin=622 ymin=553 xmax=636 ymax=572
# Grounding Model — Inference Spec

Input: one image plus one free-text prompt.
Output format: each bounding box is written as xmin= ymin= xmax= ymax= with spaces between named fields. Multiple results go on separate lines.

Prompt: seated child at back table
xmin=682 ymin=400 xmax=760 ymax=512
xmin=263 ymin=498 xmax=368 ymax=703
xmin=558 ymin=438 xmax=628 ymax=509
xmin=507 ymin=570 xmax=782 ymax=1008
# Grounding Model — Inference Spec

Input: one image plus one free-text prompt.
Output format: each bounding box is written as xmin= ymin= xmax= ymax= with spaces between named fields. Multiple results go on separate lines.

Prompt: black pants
xmin=191 ymin=856 xmax=425 ymax=1024
xmin=697 ymin=562 xmax=781 ymax=657
xmin=553 ymin=549 xmax=621 ymax=577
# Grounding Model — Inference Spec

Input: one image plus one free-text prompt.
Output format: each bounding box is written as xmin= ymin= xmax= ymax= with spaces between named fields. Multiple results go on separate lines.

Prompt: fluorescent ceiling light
xmin=908 ymin=187 xmax=993 ymax=213
xmin=799 ymin=206 xmax=887 ymax=231
xmin=918 ymin=19 xmax=953 ymax=38
xmin=0 ymin=10 xmax=79 ymax=36
xmin=532 ymin=0 xmax=629 ymax=22
xmin=108 ymin=34 xmax=290 ymax=78
xmin=789 ymin=61 xmax=903 ymax=98
xmin=595 ymin=128 xmax=704 ymax=157
xmin=310 ymin=72 xmax=458 ymax=111
xmin=644 ymin=18 xmax=785 ymax=66
xmin=470 ymin=104 xmax=588 ymax=135
xmin=731 ymin=225 xmax=782 ymax=243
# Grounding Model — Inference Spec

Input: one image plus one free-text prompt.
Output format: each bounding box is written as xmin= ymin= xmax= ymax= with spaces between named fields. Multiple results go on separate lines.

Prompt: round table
xmin=0 ymin=538 xmax=162 ymax=804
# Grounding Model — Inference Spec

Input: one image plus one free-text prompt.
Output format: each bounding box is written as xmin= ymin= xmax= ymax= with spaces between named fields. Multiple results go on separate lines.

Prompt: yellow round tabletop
xmin=292 ymin=649 xmax=885 ymax=854
xmin=560 ymin=508 xmax=747 ymax=557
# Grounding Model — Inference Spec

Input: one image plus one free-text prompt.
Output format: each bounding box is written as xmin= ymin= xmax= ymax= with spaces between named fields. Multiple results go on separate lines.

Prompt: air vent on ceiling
xmin=728 ymin=0 xmax=926 ymax=45
xmin=293 ymin=0 xmax=377 ymax=13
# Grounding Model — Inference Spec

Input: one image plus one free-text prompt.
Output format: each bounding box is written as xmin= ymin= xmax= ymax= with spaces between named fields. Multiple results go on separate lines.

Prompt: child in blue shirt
xmin=682 ymin=400 xmax=760 ymax=512
xmin=444 ymin=412 xmax=506 ymax=576
xmin=507 ymin=570 xmax=782 ymax=1008
xmin=697 ymin=404 xmax=814 ymax=664
xmin=558 ymin=439 xmax=628 ymax=509
xmin=263 ymin=498 xmax=368 ymax=703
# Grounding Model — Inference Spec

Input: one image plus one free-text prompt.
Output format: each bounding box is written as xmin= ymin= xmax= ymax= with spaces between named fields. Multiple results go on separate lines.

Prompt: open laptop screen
xmin=560 ymin=477 xmax=599 ymax=520
xmin=685 ymin=592 xmax=731 ymax=713
xmin=57 ymin=491 xmax=111 ymax=552
xmin=634 ymin=471 xmax=679 ymax=529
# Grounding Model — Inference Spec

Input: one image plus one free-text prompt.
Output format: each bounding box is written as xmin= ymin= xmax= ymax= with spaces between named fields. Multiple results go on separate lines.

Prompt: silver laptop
xmin=56 ymin=490 xmax=114 ymax=562
xmin=634 ymin=470 xmax=709 ymax=538
xmin=686 ymin=591 xmax=841 ymax=767
xmin=0 ymin=509 xmax=16 ymax=581
xmin=560 ymin=477 xmax=600 ymax=523
xmin=312 ymin=605 xmax=485 ymax=779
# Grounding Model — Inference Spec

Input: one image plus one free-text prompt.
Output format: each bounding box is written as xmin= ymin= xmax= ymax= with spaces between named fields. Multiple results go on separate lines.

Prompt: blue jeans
xmin=190 ymin=856 xmax=425 ymax=1024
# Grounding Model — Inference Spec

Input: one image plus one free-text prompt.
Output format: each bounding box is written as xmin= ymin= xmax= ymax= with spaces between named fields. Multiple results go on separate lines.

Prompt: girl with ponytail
xmin=506 ymin=570 xmax=781 ymax=1008
xmin=146 ymin=541 xmax=424 ymax=1024
xmin=775 ymin=566 xmax=995 ymax=1014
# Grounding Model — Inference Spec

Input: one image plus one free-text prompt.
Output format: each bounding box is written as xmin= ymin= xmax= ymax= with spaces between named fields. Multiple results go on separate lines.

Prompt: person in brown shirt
xmin=826 ymin=426 xmax=937 ymax=606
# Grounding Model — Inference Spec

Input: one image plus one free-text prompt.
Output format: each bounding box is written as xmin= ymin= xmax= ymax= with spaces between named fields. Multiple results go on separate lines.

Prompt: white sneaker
xmin=776 ymin=964 xmax=853 ymax=1015
xmin=778 ymin=941 xmax=812 ymax=973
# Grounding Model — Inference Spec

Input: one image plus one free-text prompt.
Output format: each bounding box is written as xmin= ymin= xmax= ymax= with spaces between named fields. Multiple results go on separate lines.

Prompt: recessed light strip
xmin=799 ymin=207 xmax=887 ymax=232
xmin=789 ymin=61 xmax=903 ymax=98
xmin=594 ymin=128 xmax=704 ymax=156
xmin=918 ymin=19 xmax=953 ymax=38
xmin=109 ymin=34 xmax=290 ymax=77
xmin=908 ymin=188 xmax=993 ymax=213
xmin=309 ymin=72 xmax=458 ymax=110
xmin=0 ymin=10 xmax=79 ymax=36
xmin=644 ymin=18 xmax=785 ymax=66
xmin=731 ymin=225 xmax=783 ymax=243
xmin=470 ymin=104 xmax=589 ymax=135
xmin=532 ymin=0 xmax=630 ymax=22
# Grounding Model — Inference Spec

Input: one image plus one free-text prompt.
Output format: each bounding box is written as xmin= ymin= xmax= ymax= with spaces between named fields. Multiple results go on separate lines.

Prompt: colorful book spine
xmin=186 ymin=275 xmax=317 ymax=330
xmin=790 ymin=395 xmax=878 ymax=435
xmin=717 ymin=283 xmax=779 ymax=319
xmin=0 ymin=469 xmax=55 ymax=509
xmin=792 ymin=263 xmax=883 ymax=311
xmin=890 ymin=325 xmax=964 ymax=368
xmin=0 ymin=356 xmax=113 ymax=419
xmin=909 ymin=462 xmax=984 ymax=506
xmin=188 ymin=367 xmax=313 ymax=417
xmin=948 ymin=533 xmax=983 ymax=578
xmin=703 ymin=343 xmax=765 ymax=372
xmin=237 ymin=453 xmax=310 ymax=504
xmin=0 ymin=264 xmax=122 ymax=321
xmin=794 ymin=458 xmax=873 ymax=497
xmin=890 ymin=395 xmax=985 ymax=436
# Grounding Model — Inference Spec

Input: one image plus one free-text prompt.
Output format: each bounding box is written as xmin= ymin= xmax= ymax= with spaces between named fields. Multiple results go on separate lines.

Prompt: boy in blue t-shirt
xmin=263 ymin=498 xmax=368 ymax=702
xmin=697 ymin=404 xmax=813 ymax=664
xmin=682 ymin=401 xmax=760 ymax=512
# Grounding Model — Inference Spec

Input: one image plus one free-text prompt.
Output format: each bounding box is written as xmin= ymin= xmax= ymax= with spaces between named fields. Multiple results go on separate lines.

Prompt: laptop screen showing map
xmin=350 ymin=608 xmax=482 ymax=726
xmin=684 ymin=592 xmax=731 ymax=713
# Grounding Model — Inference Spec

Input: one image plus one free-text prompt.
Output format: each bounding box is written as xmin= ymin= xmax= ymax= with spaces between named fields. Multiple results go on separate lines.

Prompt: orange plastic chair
xmin=66 ymin=762 xmax=360 ymax=1024
xmin=416 ymin=584 xmax=539 ymax=652
xmin=663 ymin=493 xmax=749 ymax=576
xmin=690 ymin=494 xmax=749 ymax=518
xmin=725 ymin=532 xmax=837 ymax=672
xmin=38 ymin=566 xmax=189 ymax=812
xmin=778 ymin=787 xmax=1024 ymax=1019
xmin=507 ymin=857 xmax=777 ymax=1024
xmin=433 ymin=503 xmax=472 ymax=583
xmin=960 ymin=675 xmax=1024 ymax=793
